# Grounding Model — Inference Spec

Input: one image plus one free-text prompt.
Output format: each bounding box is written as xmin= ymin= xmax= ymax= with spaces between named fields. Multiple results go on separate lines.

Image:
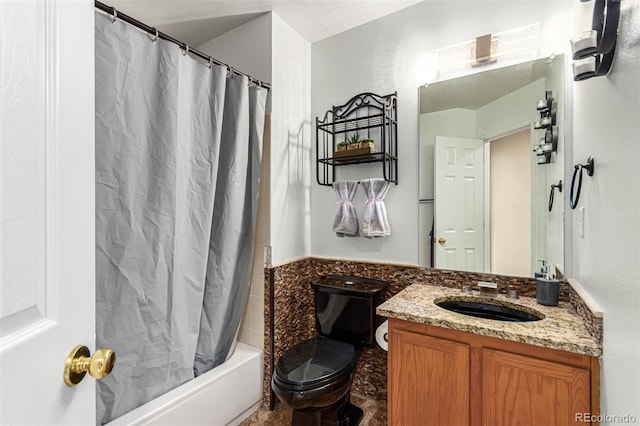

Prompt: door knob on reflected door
xmin=64 ymin=345 xmax=116 ymax=386
xmin=438 ymin=238 xmax=446 ymax=245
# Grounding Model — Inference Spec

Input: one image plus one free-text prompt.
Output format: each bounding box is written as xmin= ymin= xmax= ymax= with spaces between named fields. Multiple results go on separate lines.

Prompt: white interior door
xmin=1 ymin=1 xmax=95 ymax=424
xmin=434 ymin=136 xmax=485 ymax=272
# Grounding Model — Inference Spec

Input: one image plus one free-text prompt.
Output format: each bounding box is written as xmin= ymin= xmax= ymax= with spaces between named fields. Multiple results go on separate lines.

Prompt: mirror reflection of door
xmin=434 ymin=132 xmax=531 ymax=276
xmin=434 ymin=137 xmax=484 ymax=272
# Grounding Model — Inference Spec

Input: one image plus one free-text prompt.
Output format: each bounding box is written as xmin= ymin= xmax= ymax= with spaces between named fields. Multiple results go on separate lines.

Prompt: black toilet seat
xmin=273 ymin=337 xmax=356 ymax=392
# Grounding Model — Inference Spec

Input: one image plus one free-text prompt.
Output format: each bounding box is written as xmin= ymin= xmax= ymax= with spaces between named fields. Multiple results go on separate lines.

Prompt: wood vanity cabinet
xmin=388 ymin=319 xmax=600 ymax=426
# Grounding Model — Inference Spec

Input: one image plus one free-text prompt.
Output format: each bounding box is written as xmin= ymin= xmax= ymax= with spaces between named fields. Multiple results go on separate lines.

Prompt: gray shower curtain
xmin=95 ymin=12 xmax=267 ymax=425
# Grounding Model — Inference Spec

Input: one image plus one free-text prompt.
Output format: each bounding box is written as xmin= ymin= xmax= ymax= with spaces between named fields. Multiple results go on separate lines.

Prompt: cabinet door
xmin=482 ymin=348 xmax=591 ymax=426
xmin=389 ymin=329 xmax=470 ymax=426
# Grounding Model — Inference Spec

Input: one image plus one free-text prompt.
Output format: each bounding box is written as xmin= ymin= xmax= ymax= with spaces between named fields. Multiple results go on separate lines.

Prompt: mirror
xmin=419 ymin=55 xmax=565 ymax=278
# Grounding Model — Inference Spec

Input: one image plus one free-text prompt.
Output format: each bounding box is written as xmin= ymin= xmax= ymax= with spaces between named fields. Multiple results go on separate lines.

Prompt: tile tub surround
xmin=377 ymin=284 xmax=602 ymax=357
xmin=262 ymin=257 xmax=603 ymax=408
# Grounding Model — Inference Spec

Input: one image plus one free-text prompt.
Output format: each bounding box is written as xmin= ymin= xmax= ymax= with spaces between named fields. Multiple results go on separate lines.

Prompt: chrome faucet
xmin=478 ymin=281 xmax=498 ymax=297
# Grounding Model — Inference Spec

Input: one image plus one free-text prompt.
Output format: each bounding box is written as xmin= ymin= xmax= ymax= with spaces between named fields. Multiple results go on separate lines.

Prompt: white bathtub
xmin=107 ymin=343 xmax=263 ymax=426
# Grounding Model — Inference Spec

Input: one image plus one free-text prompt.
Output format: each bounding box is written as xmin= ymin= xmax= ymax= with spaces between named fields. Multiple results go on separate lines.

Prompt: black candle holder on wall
xmin=571 ymin=0 xmax=621 ymax=81
xmin=533 ymin=91 xmax=558 ymax=165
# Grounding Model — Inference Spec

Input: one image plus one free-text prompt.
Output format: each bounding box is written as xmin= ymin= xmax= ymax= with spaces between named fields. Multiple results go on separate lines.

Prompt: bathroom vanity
xmin=378 ymin=284 xmax=601 ymax=426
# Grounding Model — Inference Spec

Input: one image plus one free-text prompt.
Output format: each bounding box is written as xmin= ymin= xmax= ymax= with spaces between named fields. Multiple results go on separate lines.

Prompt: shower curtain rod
xmin=95 ymin=0 xmax=271 ymax=90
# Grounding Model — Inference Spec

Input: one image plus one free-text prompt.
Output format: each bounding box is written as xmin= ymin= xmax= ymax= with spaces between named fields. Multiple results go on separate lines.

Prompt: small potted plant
xmin=347 ymin=134 xmax=361 ymax=150
xmin=336 ymin=141 xmax=348 ymax=152
xmin=360 ymin=138 xmax=375 ymax=150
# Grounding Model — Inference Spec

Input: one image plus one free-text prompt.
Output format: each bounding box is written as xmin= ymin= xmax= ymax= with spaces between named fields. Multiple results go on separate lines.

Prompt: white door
xmin=434 ymin=136 xmax=485 ymax=272
xmin=1 ymin=1 xmax=96 ymax=424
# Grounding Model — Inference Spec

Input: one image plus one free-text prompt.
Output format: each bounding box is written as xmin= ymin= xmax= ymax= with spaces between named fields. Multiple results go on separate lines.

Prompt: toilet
xmin=271 ymin=275 xmax=387 ymax=426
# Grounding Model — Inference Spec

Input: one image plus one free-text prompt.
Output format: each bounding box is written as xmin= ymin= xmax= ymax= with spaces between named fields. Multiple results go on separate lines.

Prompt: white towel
xmin=332 ymin=180 xmax=359 ymax=237
xmin=360 ymin=178 xmax=390 ymax=238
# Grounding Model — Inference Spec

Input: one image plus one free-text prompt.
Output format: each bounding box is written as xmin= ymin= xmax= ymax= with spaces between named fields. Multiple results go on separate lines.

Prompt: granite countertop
xmin=377 ymin=284 xmax=602 ymax=357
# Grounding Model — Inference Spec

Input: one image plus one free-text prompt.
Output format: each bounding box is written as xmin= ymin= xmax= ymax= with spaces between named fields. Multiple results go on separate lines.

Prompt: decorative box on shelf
xmin=333 ymin=145 xmax=377 ymax=159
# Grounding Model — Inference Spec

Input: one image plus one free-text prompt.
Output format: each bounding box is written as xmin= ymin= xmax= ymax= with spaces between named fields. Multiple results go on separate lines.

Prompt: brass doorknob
xmin=438 ymin=237 xmax=446 ymax=245
xmin=64 ymin=345 xmax=116 ymax=386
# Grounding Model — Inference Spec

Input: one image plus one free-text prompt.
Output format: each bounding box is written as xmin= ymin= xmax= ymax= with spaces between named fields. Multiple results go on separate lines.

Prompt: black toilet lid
xmin=274 ymin=337 xmax=355 ymax=390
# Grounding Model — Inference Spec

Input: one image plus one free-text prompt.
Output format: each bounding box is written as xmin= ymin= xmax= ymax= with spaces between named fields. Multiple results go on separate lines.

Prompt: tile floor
xmin=240 ymin=394 xmax=387 ymax=425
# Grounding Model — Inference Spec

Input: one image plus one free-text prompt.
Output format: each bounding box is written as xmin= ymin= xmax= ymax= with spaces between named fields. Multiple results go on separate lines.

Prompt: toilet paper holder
xmin=376 ymin=320 xmax=390 ymax=351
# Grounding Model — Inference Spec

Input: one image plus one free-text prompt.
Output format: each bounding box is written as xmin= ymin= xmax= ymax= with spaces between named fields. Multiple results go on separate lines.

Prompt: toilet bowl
xmin=272 ymin=337 xmax=355 ymax=410
xmin=271 ymin=275 xmax=387 ymax=426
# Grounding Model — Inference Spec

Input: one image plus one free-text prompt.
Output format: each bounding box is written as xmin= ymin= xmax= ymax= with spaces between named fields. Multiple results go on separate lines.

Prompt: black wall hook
xmin=580 ymin=156 xmax=595 ymax=176
xmin=549 ymin=180 xmax=563 ymax=212
xmin=570 ymin=156 xmax=595 ymax=209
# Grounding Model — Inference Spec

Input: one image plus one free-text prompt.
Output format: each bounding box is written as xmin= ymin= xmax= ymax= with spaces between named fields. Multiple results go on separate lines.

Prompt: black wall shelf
xmin=316 ymin=92 xmax=398 ymax=186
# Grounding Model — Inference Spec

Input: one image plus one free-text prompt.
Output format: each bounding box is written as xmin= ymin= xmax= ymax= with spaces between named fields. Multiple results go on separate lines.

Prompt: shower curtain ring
xmin=151 ymin=28 xmax=159 ymax=43
xmin=228 ymin=67 xmax=235 ymax=77
xmin=181 ymin=44 xmax=189 ymax=56
xmin=110 ymin=6 xmax=118 ymax=23
xmin=207 ymin=58 xmax=213 ymax=69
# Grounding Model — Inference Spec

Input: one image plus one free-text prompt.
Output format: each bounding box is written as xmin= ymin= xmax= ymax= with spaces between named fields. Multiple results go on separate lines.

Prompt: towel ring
xmin=548 ymin=180 xmax=563 ymax=212
xmin=569 ymin=157 xmax=595 ymax=209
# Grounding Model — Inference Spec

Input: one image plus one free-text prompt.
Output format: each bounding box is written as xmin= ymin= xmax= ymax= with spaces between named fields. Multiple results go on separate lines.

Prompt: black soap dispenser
xmin=536 ymin=266 xmax=559 ymax=306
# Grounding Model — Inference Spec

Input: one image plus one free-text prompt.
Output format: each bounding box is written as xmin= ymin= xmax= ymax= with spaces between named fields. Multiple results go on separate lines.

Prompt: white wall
xmin=571 ymin=0 xmax=640 ymax=419
xmin=270 ymin=13 xmax=312 ymax=264
xmin=311 ymin=1 xmax=572 ymax=264
xmin=197 ymin=14 xmax=272 ymax=84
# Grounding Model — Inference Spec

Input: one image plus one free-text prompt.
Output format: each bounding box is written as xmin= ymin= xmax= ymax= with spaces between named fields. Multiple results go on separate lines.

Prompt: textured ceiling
xmin=107 ymin=0 xmax=424 ymax=45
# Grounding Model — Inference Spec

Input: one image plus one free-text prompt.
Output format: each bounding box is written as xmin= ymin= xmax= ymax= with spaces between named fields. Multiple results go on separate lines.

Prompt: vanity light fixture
xmin=436 ymin=23 xmax=539 ymax=78
xmin=471 ymin=34 xmax=497 ymax=67
xmin=570 ymin=0 xmax=620 ymax=81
